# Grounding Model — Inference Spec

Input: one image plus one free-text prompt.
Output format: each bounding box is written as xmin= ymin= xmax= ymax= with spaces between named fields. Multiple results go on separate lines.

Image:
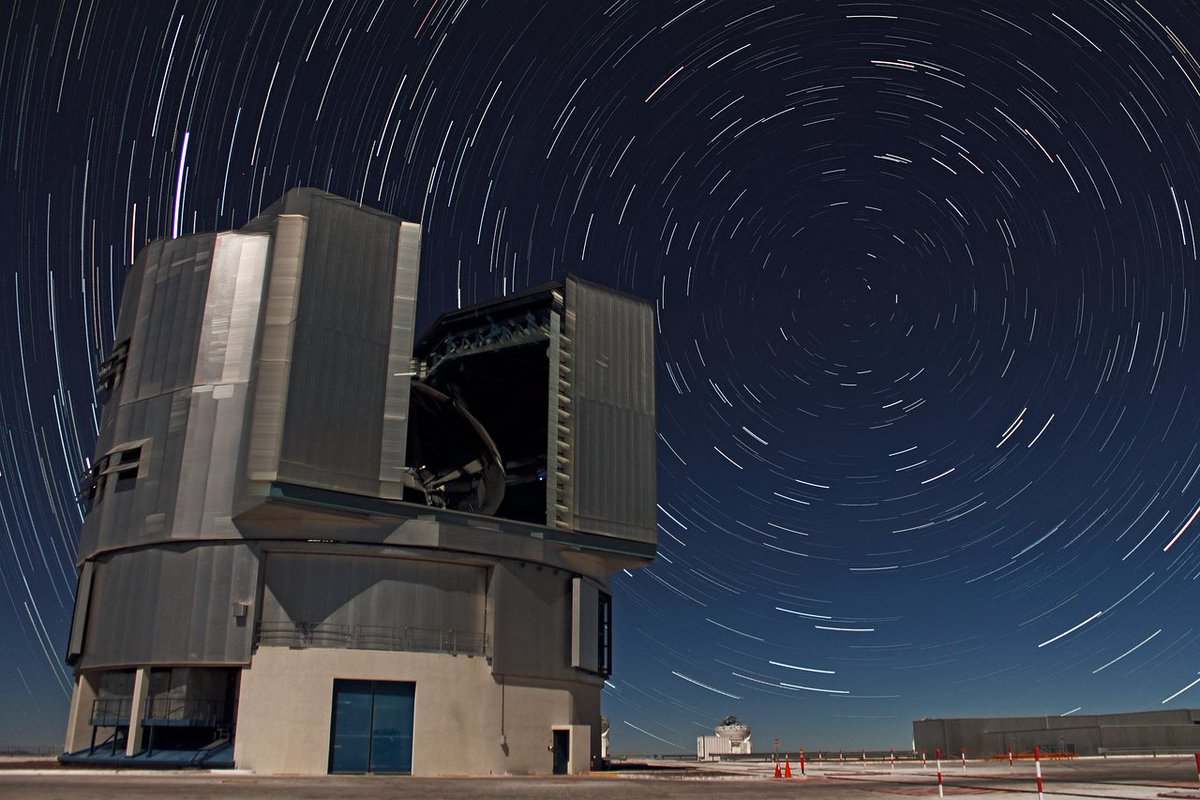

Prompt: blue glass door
xmin=369 ymin=682 xmax=415 ymax=774
xmin=329 ymin=680 xmax=373 ymax=773
xmin=329 ymin=680 xmax=415 ymax=774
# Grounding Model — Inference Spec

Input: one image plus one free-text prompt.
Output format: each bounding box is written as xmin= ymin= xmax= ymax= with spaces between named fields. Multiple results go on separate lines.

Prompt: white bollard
xmin=1034 ymin=745 xmax=1044 ymax=800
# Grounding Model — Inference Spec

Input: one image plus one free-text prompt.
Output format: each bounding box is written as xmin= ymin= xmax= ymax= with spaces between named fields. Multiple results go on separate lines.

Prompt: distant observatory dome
xmin=715 ymin=714 xmax=751 ymax=741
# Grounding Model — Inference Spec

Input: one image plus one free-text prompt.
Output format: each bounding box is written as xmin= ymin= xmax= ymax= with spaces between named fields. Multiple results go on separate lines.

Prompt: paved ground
xmin=1 ymin=754 xmax=1198 ymax=799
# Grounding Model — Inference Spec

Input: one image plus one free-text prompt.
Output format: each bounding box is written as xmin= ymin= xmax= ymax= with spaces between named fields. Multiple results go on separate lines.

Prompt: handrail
xmin=144 ymin=697 xmax=218 ymax=725
xmin=90 ymin=698 xmax=133 ymax=725
xmin=256 ymin=620 xmax=352 ymax=648
xmin=90 ymin=696 xmax=221 ymax=726
xmin=256 ymin=619 xmax=487 ymax=657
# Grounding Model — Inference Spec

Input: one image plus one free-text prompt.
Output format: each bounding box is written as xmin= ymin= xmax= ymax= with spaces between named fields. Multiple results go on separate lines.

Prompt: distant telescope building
xmin=62 ymin=188 xmax=656 ymax=775
xmin=913 ymin=708 xmax=1200 ymax=757
xmin=697 ymin=716 xmax=753 ymax=760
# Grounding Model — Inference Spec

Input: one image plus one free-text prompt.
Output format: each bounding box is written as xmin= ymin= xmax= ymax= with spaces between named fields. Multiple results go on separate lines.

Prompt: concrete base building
xmin=913 ymin=709 xmax=1200 ymax=757
xmin=62 ymin=189 xmax=656 ymax=775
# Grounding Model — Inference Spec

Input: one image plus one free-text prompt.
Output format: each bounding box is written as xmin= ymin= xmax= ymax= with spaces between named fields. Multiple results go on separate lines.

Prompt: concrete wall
xmin=234 ymin=646 xmax=598 ymax=775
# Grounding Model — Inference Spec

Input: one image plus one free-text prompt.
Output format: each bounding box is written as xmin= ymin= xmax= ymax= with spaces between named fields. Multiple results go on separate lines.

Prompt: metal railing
xmin=144 ymin=697 xmax=218 ymax=727
xmin=90 ymin=697 xmax=220 ymax=728
xmin=256 ymin=620 xmax=487 ymax=657
xmin=355 ymin=624 xmax=487 ymax=655
xmin=0 ymin=744 xmax=58 ymax=757
xmin=256 ymin=620 xmax=353 ymax=648
xmin=1097 ymin=746 xmax=1200 ymax=756
xmin=90 ymin=698 xmax=133 ymax=726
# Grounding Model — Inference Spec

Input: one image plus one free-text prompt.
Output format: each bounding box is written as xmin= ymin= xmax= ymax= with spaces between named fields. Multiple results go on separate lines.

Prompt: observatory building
xmin=697 ymin=715 xmax=753 ymax=760
xmin=62 ymin=189 xmax=656 ymax=775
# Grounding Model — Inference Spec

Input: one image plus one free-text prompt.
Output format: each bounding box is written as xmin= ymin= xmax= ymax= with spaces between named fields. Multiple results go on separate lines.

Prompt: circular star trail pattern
xmin=2 ymin=0 xmax=1200 ymax=748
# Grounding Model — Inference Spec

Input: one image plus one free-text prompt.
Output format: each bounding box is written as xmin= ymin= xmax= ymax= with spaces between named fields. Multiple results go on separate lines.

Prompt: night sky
xmin=2 ymin=0 xmax=1200 ymax=752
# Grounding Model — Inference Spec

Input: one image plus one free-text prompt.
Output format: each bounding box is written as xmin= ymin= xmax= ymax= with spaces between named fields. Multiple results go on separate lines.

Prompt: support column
xmin=125 ymin=667 xmax=150 ymax=756
xmin=63 ymin=672 xmax=98 ymax=753
xmin=567 ymin=724 xmax=590 ymax=775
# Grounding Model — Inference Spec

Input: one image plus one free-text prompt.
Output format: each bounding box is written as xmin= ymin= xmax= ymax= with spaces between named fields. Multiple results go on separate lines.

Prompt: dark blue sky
xmin=2 ymin=0 xmax=1199 ymax=751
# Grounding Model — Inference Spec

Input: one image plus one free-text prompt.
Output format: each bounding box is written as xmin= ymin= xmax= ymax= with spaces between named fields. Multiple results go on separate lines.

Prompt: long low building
xmin=913 ymin=708 xmax=1200 ymax=756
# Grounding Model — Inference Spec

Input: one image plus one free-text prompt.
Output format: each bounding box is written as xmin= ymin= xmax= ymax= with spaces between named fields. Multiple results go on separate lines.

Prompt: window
xmin=113 ymin=446 xmax=142 ymax=492
xmin=598 ymin=591 xmax=612 ymax=678
xmin=95 ymin=340 xmax=129 ymax=402
xmin=79 ymin=439 xmax=150 ymax=512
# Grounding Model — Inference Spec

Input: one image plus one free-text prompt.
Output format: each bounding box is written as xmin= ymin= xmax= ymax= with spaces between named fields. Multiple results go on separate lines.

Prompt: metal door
xmin=552 ymin=729 xmax=570 ymax=774
xmin=329 ymin=679 xmax=415 ymax=774
xmin=369 ymin=682 xmax=415 ymax=773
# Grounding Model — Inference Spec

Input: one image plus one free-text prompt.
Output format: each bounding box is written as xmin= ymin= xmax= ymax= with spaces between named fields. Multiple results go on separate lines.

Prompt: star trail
xmin=2 ymin=0 xmax=1200 ymax=750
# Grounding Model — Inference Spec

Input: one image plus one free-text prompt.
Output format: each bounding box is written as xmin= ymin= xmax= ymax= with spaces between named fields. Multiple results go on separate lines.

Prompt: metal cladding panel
xmin=66 ymin=561 xmax=95 ymax=662
xmin=379 ymin=221 xmax=422 ymax=498
xmin=78 ymin=543 xmax=258 ymax=669
xmin=490 ymin=563 xmax=579 ymax=682
xmin=260 ymin=552 xmax=485 ymax=632
xmin=245 ymin=214 xmax=307 ymax=483
xmin=565 ymin=277 xmax=656 ymax=544
xmin=276 ymin=193 xmax=401 ymax=495
xmin=79 ymin=234 xmax=219 ymax=560
xmin=194 ymin=233 xmax=270 ymax=387
xmin=80 ymin=393 xmax=172 ymax=557
xmin=174 ymin=233 xmax=269 ymax=539
xmin=106 ymin=244 xmax=148 ymax=372
xmin=122 ymin=235 xmax=215 ymax=404
xmin=570 ymin=576 xmax=600 ymax=672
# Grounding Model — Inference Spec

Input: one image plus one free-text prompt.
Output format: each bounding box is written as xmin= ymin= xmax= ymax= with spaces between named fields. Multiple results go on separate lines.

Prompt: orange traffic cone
xmin=784 ymin=755 xmax=793 ymax=778
xmin=774 ymin=758 xmax=782 ymax=778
